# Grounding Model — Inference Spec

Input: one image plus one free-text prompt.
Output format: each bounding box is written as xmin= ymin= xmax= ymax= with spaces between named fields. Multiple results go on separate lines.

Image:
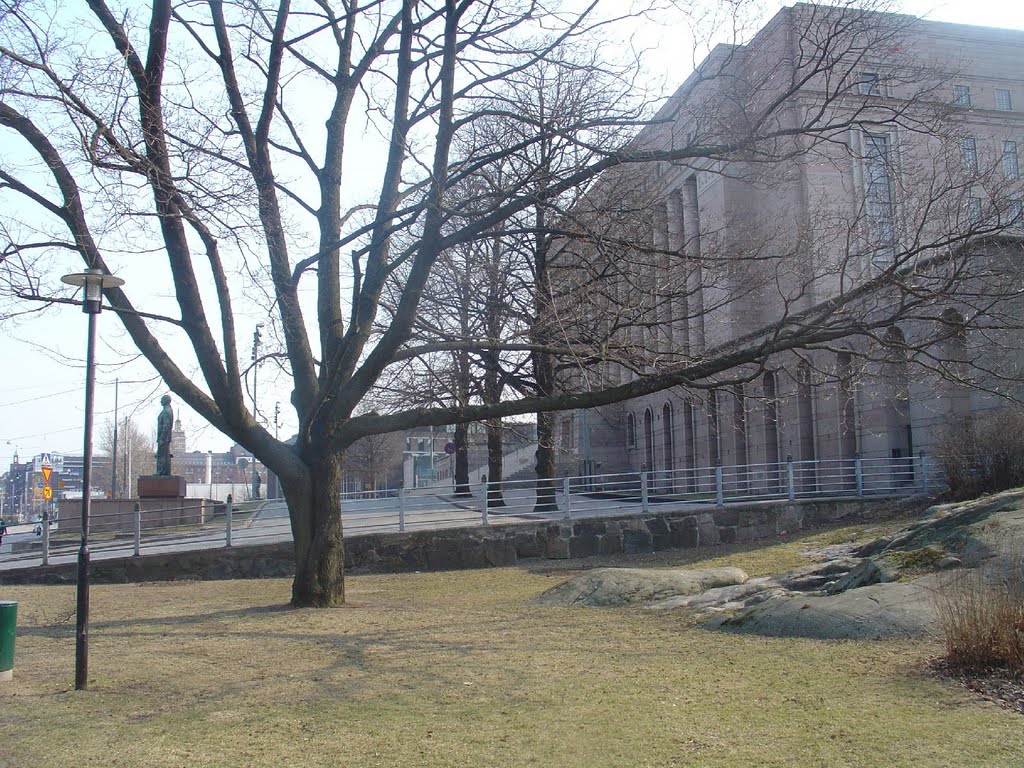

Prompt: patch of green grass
xmin=1 ymin=526 xmax=1021 ymax=767
xmin=886 ymin=546 xmax=948 ymax=573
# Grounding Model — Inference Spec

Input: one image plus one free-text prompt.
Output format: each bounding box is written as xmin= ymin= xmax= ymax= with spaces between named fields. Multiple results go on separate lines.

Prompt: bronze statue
xmin=156 ymin=394 xmax=174 ymax=476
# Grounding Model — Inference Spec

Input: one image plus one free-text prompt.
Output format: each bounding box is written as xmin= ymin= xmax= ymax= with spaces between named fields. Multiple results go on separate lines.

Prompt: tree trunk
xmin=454 ymin=422 xmax=471 ymax=496
xmin=535 ymin=411 xmax=558 ymax=512
xmin=486 ymin=418 xmax=505 ymax=506
xmin=284 ymin=455 xmax=345 ymax=607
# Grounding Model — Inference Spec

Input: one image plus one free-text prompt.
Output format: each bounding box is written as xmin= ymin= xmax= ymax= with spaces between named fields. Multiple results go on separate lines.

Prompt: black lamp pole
xmin=62 ymin=267 xmax=123 ymax=691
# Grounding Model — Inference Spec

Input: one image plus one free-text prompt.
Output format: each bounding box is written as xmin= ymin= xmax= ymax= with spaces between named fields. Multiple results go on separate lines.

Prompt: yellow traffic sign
xmin=42 ymin=485 xmax=53 ymax=500
xmin=41 ymin=465 xmax=52 ymax=484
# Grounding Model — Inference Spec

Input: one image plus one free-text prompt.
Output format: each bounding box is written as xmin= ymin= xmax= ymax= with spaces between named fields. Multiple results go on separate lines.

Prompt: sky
xmin=2 ymin=0 xmax=1023 ymax=470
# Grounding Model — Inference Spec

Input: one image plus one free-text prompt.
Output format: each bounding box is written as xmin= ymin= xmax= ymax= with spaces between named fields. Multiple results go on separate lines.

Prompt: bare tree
xmin=2 ymin=1 xmax=1021 ymax=607
xmin=97 ymin=417 xmax=155 ymax=497
xmin=343 ymin=432 xmax=403 ymax=492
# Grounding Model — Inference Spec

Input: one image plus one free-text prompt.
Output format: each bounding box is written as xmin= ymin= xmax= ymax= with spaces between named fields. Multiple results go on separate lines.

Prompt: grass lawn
xmin=1 ymin=520 xmax=1021 ymax=767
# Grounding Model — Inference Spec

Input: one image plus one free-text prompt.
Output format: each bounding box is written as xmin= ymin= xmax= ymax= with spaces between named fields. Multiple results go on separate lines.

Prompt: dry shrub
xmin=935 ymin=409 xmax=1024 ymax=500
xmin=934 ymin=547 xmax=1024 ymax=675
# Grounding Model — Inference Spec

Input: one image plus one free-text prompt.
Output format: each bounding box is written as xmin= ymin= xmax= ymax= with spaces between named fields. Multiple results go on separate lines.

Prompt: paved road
xmin=0 ymin=486 xmax=651 ymax=571
xmin=0 ymin=483 xmax=860 ymax=573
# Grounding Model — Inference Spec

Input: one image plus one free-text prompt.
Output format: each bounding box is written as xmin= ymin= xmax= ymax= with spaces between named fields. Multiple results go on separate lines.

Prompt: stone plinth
xmin=137 ymin=475 xmax=187 ymax=499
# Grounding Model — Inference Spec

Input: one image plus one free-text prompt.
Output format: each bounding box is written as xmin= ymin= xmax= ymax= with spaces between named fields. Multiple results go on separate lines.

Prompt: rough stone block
xmin=776 ymin=505 xmax=802 ymax=534
xmin=622 ymin=527 xmax=653 ymax=553
xmin=598 ymin=532 xmax=621 ymax=555
xmin=569 ymin=534 xmax=601 ymax=559
xmin=514 ymin=532 xmax=544 ymax=559
xmin=670 ymin=524 xmax=699 ymax=549
xmin=697 ymin=515 xmax=719 ymax=547
xmin=137 ymin=475 xmax=187 ymax=498
xmin=545 ymin=536 xmax=570 ymax=559
xmin=646 ymin=517 xmax=670 ymax=535
xmin=573 ymin=520 xmax=607 ymax=537
xmin=483 ymin=539 xmax=518 ymax=567
xmin=713 ymin=508 xmax=740 ymax=527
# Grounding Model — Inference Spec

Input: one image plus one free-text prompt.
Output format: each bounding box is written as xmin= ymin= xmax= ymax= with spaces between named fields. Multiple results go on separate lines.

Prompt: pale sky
xmin=1 ymin=0 xmax=1022 ymax=469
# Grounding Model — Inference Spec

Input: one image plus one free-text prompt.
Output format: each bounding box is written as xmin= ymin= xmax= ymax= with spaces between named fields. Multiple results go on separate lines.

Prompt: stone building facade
xmin=558 ymin=4 xmax=1024 ymax=485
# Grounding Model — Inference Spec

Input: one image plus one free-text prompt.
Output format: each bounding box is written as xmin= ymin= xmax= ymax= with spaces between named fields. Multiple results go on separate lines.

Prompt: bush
xmin=935 ymin=409 xmax=1024 ymax=500
xmin=934 ymin=549 xmax=1024 ymax=675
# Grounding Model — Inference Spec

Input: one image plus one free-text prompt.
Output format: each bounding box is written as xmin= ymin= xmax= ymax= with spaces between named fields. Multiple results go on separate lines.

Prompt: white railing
xmin=0 ymin=454 xmax=939 ymax=570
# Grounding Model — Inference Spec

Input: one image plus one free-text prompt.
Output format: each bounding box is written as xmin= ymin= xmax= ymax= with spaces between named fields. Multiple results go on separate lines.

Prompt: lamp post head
xmin=61 ymin=267 xmax=124 ymax=315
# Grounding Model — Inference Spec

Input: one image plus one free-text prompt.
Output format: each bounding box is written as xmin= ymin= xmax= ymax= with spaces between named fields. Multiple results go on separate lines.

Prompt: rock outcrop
xmin=536 ymin=489 xmax=1024 ymax=640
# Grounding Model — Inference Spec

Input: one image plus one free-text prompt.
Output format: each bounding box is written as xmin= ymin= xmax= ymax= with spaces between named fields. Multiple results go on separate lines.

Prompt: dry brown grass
xmin=1 ymin=526 xmax=1023 ymax=767
xmin=934 ymin=546 xmax=1024 ymax=675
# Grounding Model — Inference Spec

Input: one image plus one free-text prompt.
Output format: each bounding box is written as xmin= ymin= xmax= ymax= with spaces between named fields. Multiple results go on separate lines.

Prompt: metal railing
xmin=0 ymin=454 xmax=939 ymax=570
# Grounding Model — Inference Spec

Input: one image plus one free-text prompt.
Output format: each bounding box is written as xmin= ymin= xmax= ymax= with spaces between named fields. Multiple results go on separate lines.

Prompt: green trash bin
xmin=0 ymin=600 xmax=16 ymax=682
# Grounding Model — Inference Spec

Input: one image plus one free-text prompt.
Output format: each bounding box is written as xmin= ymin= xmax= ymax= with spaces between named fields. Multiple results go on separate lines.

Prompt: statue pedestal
xmin=137 ymin=475 xmax=187 ymax=499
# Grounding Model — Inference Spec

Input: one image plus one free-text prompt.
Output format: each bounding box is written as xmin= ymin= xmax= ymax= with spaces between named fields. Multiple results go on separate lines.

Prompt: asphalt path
xmin=0 ymin=485 xmax=787 ymax=573
xmin=0 ymin=488 xmax=593 ymax=571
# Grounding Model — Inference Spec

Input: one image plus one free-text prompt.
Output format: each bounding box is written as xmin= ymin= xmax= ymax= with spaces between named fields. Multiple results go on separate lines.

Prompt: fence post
xmin=786 ymin=455 xmax=796 ymax=502
xmin=855 ymin=453 xmax=863 ymax=497
xmin=41 ymin=507 xmax=49 ymax=566
xmin=563 ymin=474 xmax=571 ymax=519
xmin=715 ymin=464 xmax=724 ymax=506
xmin=920 ymin=452 xmax=929 ymax=494
xmin=134 ymin=502 xmax=142 ymax=556
xmin=481 ymin=475 xmax=489 ymax=526
xmin=641 ymin=470 xmax=649 ymax=514
xmin=398 ymin=482 xmax=406 ymax=532
xmin=225 ymin=494 xmax=233 ymax=548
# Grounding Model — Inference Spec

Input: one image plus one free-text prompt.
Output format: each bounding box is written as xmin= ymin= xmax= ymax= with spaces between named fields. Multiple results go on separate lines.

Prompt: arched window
xmin=796 ymin=362 xmax=817 ymax=492
xmin=682 ymin=399 xmax=697 ymax=492
xmin=837 ymin=351 xmax=858 ymax=490
xmin=626 ymin=412 xmax=636 ymax=449
xmin=883 ymin=326 xmax=913 ymax=484
xmin=663 ymin=402 xmax=674 ymax=474
xmin=763 ymin=372 xmax=781 ymax=485
xmin=732 ymin=385 xmax=748 ymax=489
xmin=939 ymin=309 xmax=970 ymax=417
xmin=644 ymin=408 xmax=656 ymax=471
xmin=837 ymin=351 xmax=858 ymax=460
xmin=707 ymin=390 xmax=721 ymax=467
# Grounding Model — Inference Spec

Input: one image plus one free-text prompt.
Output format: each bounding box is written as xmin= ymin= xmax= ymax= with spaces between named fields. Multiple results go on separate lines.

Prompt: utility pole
xmin=111 ymin=378 xmax=118 ymax=497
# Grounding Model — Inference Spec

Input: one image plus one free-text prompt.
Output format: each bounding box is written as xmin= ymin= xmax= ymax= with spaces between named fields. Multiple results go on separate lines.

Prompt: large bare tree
xmin=2 ymin=1 xmax=1021 ymax=607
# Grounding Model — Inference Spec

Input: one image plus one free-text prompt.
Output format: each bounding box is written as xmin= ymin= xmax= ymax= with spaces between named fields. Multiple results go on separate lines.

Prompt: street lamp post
xmin=251 ymin=324 xmax=263 ymax=501
xmin=61 ymin=267 xmax=124 ymax=691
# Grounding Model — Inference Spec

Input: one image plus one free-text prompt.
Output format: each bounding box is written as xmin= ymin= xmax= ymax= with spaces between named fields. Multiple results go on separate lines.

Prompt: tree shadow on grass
xmin=17 ymin=602 xmax=297 ymax=638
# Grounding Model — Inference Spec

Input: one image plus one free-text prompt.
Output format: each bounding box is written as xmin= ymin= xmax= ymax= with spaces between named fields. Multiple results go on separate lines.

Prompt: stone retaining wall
xmin=1 ymin=497 xmax=885 ymax=585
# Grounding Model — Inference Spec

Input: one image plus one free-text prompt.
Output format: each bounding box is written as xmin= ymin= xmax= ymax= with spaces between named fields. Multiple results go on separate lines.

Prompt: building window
xmin=662 ymin=403 xmax=674 ymax=473
xmin=996 ymin=89 xmax=1013 ymax=111
xmin=1008 ymin=200 xmax=1024 ymax=230
xmin=707 ymin=390 xmax=721 ymax=467
xmin=857 ymin=72 xmax=880 ymax=96
xmin=864 ymin=132 xmax=897 ymax=265
xmin=1003 ymin=141 xmax=1019 ymax=179
xmin=967 ymin=196 xmax=983 ymax=225
xmin=954 ymin=84 xmax=972 ymax=107
xmin=643 ymin=408 xmax=655 ymax=471
xmin=626 ymin=413 xmax=636 ymax=449
xmin=962 ymin=137 xmax=979 ymax=174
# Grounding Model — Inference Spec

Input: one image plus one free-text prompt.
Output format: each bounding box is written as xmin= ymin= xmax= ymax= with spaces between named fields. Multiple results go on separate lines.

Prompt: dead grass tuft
xmin=934 ymin=545 xmax=1024 ymax=675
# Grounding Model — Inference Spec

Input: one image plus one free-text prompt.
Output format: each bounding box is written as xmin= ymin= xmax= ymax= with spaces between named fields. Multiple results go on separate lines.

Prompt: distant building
xmin=2 ymin=451 xmax=111 ymax=521
xmin=556 ymin=4 xmax=1024 ymax=484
